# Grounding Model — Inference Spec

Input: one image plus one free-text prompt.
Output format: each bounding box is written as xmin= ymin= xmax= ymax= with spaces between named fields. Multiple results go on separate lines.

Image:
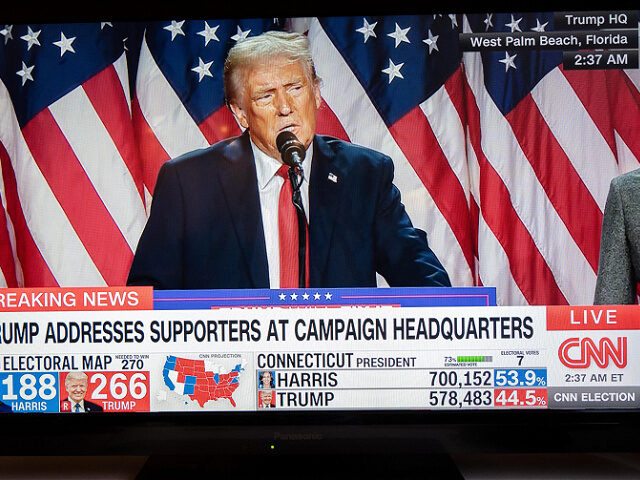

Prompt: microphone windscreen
xmin=276 ymin=131 xmax=306 ymax=167
xmin=276 ymin=130 xmax=299 ymax=153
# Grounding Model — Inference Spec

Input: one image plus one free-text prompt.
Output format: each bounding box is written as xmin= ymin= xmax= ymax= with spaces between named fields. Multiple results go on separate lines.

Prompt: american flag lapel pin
xmin=328 ymin=172 xmax=338 ymax=183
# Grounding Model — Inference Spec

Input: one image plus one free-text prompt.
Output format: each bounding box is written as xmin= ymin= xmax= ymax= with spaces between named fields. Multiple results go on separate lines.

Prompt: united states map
xmin=162 ymin=355 xmax=243 ymax=407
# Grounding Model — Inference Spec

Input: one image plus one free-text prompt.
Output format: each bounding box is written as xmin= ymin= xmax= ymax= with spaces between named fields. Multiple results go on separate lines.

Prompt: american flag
xmin=132 ymin=19 xmax=280 ymax=193
xmin=1 ymin=14 xmax=639 ymax=306
xmin=305 ymin=14 xmax=640 ymax=305
xmin=0 ymin=19 xmax=278 ymax=287
xmin=0 ymin=22 xmax=147 ymax=287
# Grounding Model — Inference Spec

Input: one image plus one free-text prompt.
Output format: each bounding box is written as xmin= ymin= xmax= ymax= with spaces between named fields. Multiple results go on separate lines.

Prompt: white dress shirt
xmin=69 ymin=400 xmax=85 ymax=412
xmin=251 ymin=140 xmax=312 ymax=288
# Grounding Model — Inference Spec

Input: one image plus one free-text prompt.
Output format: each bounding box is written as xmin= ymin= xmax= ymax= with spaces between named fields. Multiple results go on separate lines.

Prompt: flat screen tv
xmin=0 ymin=1 xmax=639 ymax=477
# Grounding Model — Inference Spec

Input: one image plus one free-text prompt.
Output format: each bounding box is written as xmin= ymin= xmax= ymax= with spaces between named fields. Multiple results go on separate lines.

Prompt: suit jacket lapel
xmin=309 ymin=136 xmax=346 ymax=284
xmin=215 ymin=131 xmax=269 ymax=288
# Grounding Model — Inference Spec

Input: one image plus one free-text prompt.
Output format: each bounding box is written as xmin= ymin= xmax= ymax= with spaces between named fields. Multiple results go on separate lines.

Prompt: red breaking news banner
xmin=0 ymin=287 xmax=153 ymax=312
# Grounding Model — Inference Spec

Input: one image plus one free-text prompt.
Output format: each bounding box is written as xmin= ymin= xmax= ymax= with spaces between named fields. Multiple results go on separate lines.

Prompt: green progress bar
xmin=457 ymin=356 xmax=493 ymax=362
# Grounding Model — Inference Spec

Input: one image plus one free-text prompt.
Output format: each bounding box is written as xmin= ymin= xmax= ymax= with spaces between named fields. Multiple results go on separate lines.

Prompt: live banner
xmin=0 ymin=287 xmax=636 ymax=413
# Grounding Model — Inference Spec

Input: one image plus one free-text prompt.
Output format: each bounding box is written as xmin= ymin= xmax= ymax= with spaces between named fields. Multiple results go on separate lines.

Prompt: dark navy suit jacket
xmin=62 ymin=398 xmax=104 ymax=412
xmin=127 ymin=132 xmax=450 ymax=289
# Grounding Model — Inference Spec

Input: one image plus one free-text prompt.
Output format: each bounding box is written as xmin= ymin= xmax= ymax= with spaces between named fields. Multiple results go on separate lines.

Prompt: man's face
xmin=65 ymin=378 xmax=88 ymax=403
xmin=230 ymin=57 xmax=322 ymax=161
xmin=260 ymin=390 xmax=273 ymax=406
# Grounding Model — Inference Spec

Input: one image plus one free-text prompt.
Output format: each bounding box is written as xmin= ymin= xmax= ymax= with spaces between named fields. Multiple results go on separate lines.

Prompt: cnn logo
xmin=558 ymin=337 xmax=627 ymax=368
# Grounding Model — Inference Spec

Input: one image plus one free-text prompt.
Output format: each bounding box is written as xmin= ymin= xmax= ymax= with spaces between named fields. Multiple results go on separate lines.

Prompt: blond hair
xmin=223 ymin=30 xmax=318 ymax=107
xmin=65 ymin=371 xmax=88 ymax=385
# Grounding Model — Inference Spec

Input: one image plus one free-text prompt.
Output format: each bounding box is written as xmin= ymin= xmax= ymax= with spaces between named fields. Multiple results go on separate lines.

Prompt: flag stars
xmin=506 ymin=15 xmax=523 ymax=33
xmin=164 ymin=20 xmax=185 ymax=41
xmin=231 ymin=26 xmax=251 ymax=42
xmin=531 ymin=18 xmax=549 ymax=32
xmin=499 ymin=52 xmax=517 ymax=72
xmin=276 ymin=291 xmax=333 ymax=302
xmin=423 ymin=29 xmax=439 ymax=54
xmin=1 ymin=25 xmax=13 ymax=44
xmin=20 ymin=26 xmax=41 ymax=50
xmin=356 ymin=18 xmax=377 ymax=43
xmin=387 ymin=23 xmax=410 ymax=48
xmin=197 ymin=22 xmax=220 ymax=46
xmin=16 ymin=61 xmax=34 ymax=86
xmin=484 ymin=14 xmax=494 ymax=31
xmin=53 ymin=32 xmax=76 ymax=56
xmin=382 ymin=58 xmax=404 ymax=83
xmin=192 ymin=57 xmax=214 ymax=82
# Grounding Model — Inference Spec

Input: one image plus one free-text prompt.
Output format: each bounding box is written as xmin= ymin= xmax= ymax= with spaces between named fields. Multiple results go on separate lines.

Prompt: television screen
xmin=0 ymin=3 xmax=639 ymax=476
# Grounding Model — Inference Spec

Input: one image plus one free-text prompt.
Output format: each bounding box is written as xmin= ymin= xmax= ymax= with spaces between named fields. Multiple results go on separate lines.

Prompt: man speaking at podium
xmin=128 ymin=31 xmax=450 ymax=290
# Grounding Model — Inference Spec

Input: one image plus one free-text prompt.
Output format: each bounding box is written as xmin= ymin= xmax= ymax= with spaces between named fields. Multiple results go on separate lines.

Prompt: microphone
xmin=276 ymin=131 xmax=306 ymax=170
xmin=276 ymin=131 xmax=308 ymax=289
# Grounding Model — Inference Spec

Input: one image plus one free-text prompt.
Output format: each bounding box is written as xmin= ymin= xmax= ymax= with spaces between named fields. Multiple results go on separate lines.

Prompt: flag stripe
xmin=461 ymin=60 xmax=568 ymax=305
xmin=614 ymin=131 xmax=640 ymax=174
xmin=463 ymin=48 xmax=596 ymax=304
xmin=466 ymin=133 xmax=527 ymax=303
xmin=441 ymin=69 xmax=472 ymax=198
xmin=608 ymin=71 xmax=640 ymax=161
xmin=477 ymin=209 xmax=529 ymax=305
xmin=0 ymin=211 xmax=16 ymax=287
xmin=22 ymin=108 xmax=130 ymax=285
xmin=561 ymin=68 xmax=640 ymax=171
xmin=0 ymin=143 xmax=18 ymax=288
xmin=132 ymin=96 xmax=170 ymax=193
xmin=389 ymin=104 xmax=474 ymax=272
xmin=82 ymin=63 xmax=146 ymax=201
xmin=623 ymin=69 xmax=640 ymax=102
xmin=505 ymin=94 xmax=602 ymax=271
xmin=0 ymin=79 xmax=77 ymax=287
xmin=561 ymin=68 xmax=618 ymax=155
xmin=308 ymin=18 xmax=472 ymax=287
xmin=136 ymin=36 xmax=209 ymax=160
xmin=475 ymin=140 xmax=567 ymax=305
xmin=535 ymin=68 xmax=619 ymax=210
xmin=0 ymin=140 xmax=56 ymax=286
xmin=610 ymin=71 xmax=640 ymax=173
xmin=199 ymin=106 xmax=242 ymax=145
xmin=48 ymin=85 xmax=146 ymax=252
xmin=316 ymin=100 xmax=350 ymax=141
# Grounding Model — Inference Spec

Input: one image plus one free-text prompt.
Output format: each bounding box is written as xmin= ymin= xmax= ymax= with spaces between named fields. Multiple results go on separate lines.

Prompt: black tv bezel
xmin=2 ymin=1 xmax=640 ymax=472
xmin=4 ymin=408 xmax=640 ymax=457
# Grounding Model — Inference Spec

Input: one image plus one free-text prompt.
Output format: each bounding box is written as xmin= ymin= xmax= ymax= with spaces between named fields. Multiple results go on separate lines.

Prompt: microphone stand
xmin=288 ymin=166 xmax=306 ymax=288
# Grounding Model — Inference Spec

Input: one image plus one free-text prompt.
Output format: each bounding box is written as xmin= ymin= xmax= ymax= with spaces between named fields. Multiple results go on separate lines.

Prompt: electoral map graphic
xmin=150 ymin=354 xmax=251 ymax=411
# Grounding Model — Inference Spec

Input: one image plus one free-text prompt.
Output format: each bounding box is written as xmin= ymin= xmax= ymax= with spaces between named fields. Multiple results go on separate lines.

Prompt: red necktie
xmin=276 ymin=165 xmax=309 ymax=288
